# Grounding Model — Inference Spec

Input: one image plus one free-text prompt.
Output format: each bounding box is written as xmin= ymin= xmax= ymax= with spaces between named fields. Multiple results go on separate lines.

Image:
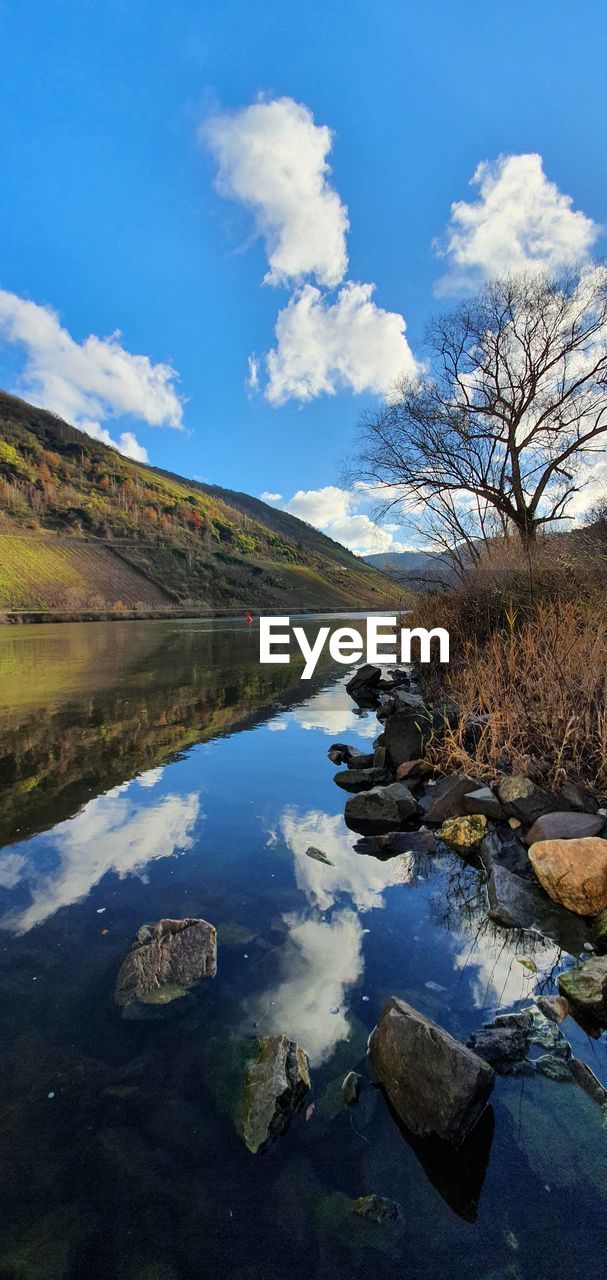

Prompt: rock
xmin=570 ymin=1058 xmax=607 ymax=1106
xmin=481 ymin=829 xmax=532 ymax=879
xmin=498 ymin=775 xmax=563 ymax=825
xmin=353 ymin=1195 xmax=399 ymax=1225
xmin=345 ymin=664 xmax=382 ymax=698
xmin=373 ymin=745 xmax=387 ymax=770
xmin=354 ymin=829 xmax=437 ymax=859
xmin=344 ymin=783 xmax=418 ymax=835
xmin=467 ymin=1013 xmax=531 ymax=1068
xmin=438 ymin=814 xmax=487 ymax=849
xmin=424 ymin=774 xmax=481 ymax=824
xmin=591 ymin=909 xmax=607 ymax=951
xmin=528 ymin=838 xmax=607 ymax=915
xmin=486 ymin=862 xmax=549 ymax=930
xmin=341 ymin=1071 xmax=361 ymax=1107
xmin=535 ymin=995 xmax=571 ymax=1024
xmin=560 ymin=779 xmax=599 ymax=813
xmin=383 ymin=709 xmax=429 ymax=769
xmin=304 ymin=846 xmax=334 ymax=865
xmin=115 ymin=918 xmax=216 ymax=1018
xmin=432 ymin=699 xmax=460 ymax=732
xmin=464 ymin=787 xmax=505 ymax=822
xmin=524 ymin=812 xmax=605 ymax=844
xmin=333 ymin=767 xmax=387 ymax=793
xmin=557 ymin=955 xmax=607 ymax=1018
xmin=327 ymin=743 xmax=371 ymax=766
xmin=241 ymin=1034 xmax=310 ymax=1154
xmin=393 ymin=689 xmax=427 ymax=712
xmin=368 ymin=996 xmax=494 ymax=1147
xmin=217 ymin=922 xmax=256 ymax=946
xmin=395 ymin=758 xmax=434 ymax=783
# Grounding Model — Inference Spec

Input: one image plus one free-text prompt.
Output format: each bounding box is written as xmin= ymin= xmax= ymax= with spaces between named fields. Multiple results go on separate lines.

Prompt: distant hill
xmin=0 ymin=390 xmax=399 ymax=616
xmin=365 ymin=548 xmax=452 ymax=584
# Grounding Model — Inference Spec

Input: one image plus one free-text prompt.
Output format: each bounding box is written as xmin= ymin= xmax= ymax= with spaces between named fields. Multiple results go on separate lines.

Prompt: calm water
xmin=0 ymin=617 xmax=605 ymax=1280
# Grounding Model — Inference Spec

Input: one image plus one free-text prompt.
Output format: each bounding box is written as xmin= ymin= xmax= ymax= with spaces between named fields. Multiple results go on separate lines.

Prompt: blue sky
xmin=0 ymin=0 xmax=605 ymax=552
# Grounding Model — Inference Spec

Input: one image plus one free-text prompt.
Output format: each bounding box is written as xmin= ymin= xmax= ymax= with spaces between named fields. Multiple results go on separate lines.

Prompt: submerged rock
xmin=344 ymin=782 xmax=418 ymax=835
xmin=438 ymin=814 xmax=487 ymax=849
xmin=368 ymin=995 xmax=494 ymax=1147
xmin=241 ymin=1034 xmax=310 ymax=1154
xmin=535 ymin=995 xmax=571 ymax=1024
xmin=304 ymin=845 xmax=334 ymax=865
xmin=353 ymin=829 xmax=437 ymax=859
xmin=524 ymin=812 xmax=604 ymax=844
xmin=341 ymin=1070 xmax=362 ymax=1107
xmin=557 ymin=955 xmax=607 ymax=1018
xmin=467 ymin=1014 xmax=530 ymax=1068
xmin=528 ymin=837 xmax=607 ymax=915
xmin=353 ymin=1195 xmax=399 ymax=1225
xmin=115 ymin=918 xmax=217 ymax=1018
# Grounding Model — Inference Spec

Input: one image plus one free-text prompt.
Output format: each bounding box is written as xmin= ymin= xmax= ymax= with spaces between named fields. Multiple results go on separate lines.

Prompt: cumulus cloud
xmin=437 ymin=153 xmax=599 ymax=293
xmin=245 ymin=909 xmax=364 ymax=1065
xmin=281 ymin=807 xmax=417 ymax=913
xmin=0 ymin=782 xmax=200 ymax=934
xmin=259 ymin=490 xmax=282 ymax=503
xmin=263 ymin=282 xmax=416 ymax=404
xmin=274 ymin=482 xmax=405 ymax=555
xmin=0 ymin=289 xmax=184 ymax=460
xmin=204 ymin=96 xmax=416 ymax=405
xmin=203 ymin=97 xmax=349 ymax=289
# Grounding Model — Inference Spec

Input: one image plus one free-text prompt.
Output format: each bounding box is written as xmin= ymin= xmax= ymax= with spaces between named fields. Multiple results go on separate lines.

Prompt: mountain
xmin=0 ymin=390 xmax=399 ymax=616
xmin=365 ymin=548 xmax=451 ymax=584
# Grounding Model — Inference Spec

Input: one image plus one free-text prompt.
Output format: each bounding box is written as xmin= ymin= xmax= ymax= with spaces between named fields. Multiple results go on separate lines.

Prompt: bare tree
xmin=356 ymin=269 xmax=607 ymax=556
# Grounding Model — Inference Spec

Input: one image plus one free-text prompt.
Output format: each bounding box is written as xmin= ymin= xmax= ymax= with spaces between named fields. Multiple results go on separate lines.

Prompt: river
xmin=0 ymin=617 xmax=604 ymax=1279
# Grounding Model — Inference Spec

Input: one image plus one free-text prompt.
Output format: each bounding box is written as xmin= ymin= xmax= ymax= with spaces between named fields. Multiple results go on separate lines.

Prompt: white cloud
xmin=245 ymin=909 xmax=364 ymax=1065
xmin=259 ymin=490 xmax=282 ymax=503
xmin=276 ymin=482 xmax=405 ymax=555
xmin=263 ymin=282 xmax=416 ymax=405
xmin=437 ymin=153 xmax=599 ymax=293
xmin=203 ymin=96 xmax=349 ymax=288
xmin=0 ymin=289 xmax=184 ymax=460
xmin=0 ymin=782 xmax=200 ymax=934
xmin=281 ymin=807 xmax=417 ymax=913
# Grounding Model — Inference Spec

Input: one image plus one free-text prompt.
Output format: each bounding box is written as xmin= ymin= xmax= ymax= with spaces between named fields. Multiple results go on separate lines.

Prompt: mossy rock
xmin=438 ymin=814 xmax=488 ymax=849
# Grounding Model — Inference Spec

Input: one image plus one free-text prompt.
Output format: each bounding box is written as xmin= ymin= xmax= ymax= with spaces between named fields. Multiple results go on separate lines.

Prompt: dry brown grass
xmin=424 ymin=599 xmax=607 ymax=798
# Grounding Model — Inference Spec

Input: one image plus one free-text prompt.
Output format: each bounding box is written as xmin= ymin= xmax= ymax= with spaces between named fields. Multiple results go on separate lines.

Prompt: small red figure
xmin=245 ymin=613 xmax=253 ymax=626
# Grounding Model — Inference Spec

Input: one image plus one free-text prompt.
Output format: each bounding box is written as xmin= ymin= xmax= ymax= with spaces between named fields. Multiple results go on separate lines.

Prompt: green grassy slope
xmin=0 ymin=390 xmax=399 ymax=613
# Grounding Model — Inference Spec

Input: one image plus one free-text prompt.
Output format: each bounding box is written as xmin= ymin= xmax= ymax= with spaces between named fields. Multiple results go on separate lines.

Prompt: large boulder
xmin=115 ymin=918 xmax=217 ymax=1018
xmin=424 ymin=774 xmax=481 ymax=824
xmin=368 ymin=996 xmax=494 ymax=1147
xmin=384 ymin=709 xmax=428 ymax=769
xmin=344 ymin=783 xmax=418 ymax=835
xmin=558 ymin=956 xmax=607 ymax=1019
xmin=240 ymin=1034 xmax=310 ymax=1154
xmin=524 ymin=811 xmax=604 ymax=844
xmin=528 ymin=837 xmax=607 ymax=915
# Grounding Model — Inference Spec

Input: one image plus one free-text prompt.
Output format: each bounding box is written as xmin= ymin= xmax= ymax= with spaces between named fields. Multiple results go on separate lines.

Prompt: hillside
xmin=0 ymin=391 xmax=399 ymax=615
xmin=365 ymin=548 xmax=452 ymax=585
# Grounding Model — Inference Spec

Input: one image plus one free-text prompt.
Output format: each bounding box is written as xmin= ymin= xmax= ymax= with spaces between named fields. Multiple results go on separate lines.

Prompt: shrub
xmin=426 ymin=599 xmax=607 ymax=798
